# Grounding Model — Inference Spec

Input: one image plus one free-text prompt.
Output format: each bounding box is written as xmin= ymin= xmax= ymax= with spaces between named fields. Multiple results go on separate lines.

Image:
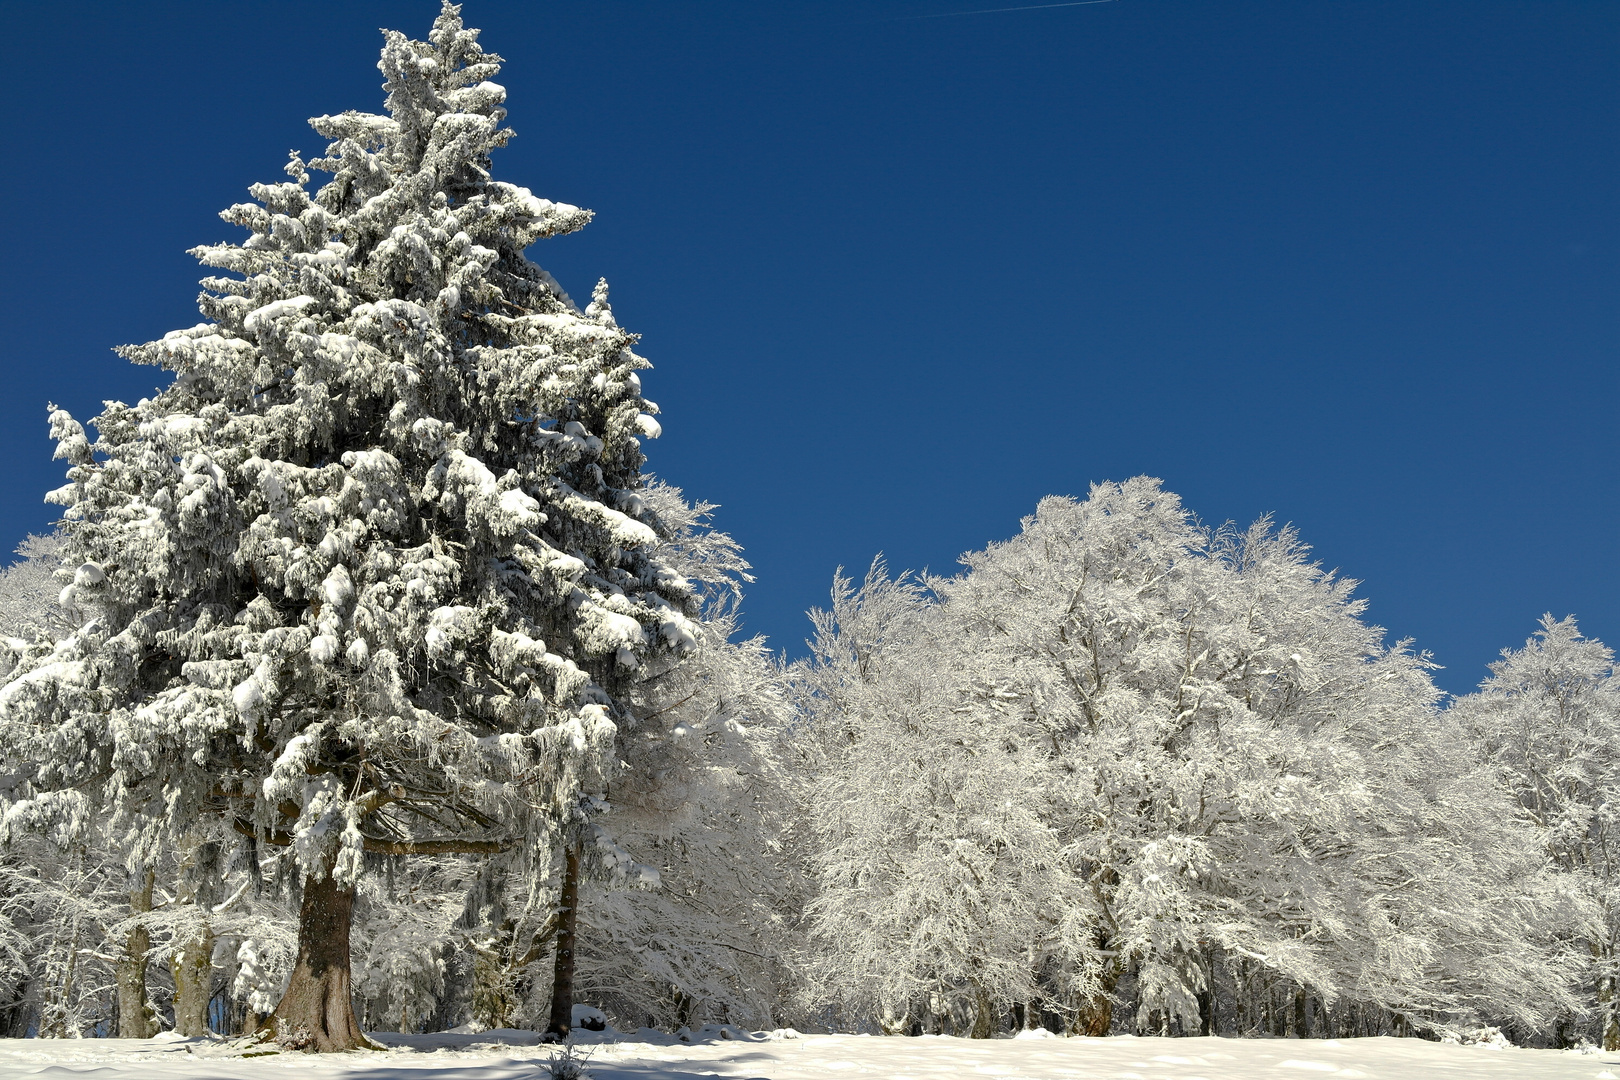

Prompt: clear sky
xmin=0 ymin=1 xmax=1614 ymax=694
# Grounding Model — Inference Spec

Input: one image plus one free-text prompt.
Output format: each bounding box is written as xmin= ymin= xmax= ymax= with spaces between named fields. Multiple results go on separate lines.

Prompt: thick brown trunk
xmin=545 ymin=843 xmax=582 ymax=1041
xmin=1070 ymin=961 xmax=1121 ymax=1037
xmin=116 ymin=870 xmax=157 ymax=1038
xmin=1070 ymin=990 xmax=1112 ymax=1035
xmin=170 ymin=923 xmax=215 ymax=1036
xmin=269 ymin=871 xmax=371 ymax=1051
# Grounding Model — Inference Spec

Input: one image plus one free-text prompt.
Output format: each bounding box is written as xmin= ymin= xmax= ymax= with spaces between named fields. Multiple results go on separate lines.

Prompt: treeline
xmin=3 ymin=480 xmax=1615 ymax=1047
xmin=1 ymin=1 xmax=1615 ymax=1053
xmin=795 ymin=483 xmax=1615 ymax=1047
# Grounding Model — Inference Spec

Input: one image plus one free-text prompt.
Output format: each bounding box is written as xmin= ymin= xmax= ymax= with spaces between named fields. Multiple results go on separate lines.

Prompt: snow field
xmin=0 ymin=1031 xmax=1616 ymax=1080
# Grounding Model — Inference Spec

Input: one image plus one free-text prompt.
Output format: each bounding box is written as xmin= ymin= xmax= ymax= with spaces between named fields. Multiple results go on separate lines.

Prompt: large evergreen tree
xmin=0 ymin=2 xmax=698 ymax=1051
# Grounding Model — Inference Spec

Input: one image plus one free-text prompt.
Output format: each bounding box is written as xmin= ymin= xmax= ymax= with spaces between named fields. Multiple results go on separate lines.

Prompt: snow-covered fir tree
xmin=0 ymin=2 xmax=704 ymax=1051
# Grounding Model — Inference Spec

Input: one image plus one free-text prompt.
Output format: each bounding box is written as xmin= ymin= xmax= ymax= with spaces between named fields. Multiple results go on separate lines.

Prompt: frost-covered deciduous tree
xmin=0 ymin=534 xmax=69 ymax=643
xmin=0 ymin=828 xmax=114 ymax=1037
xmin=800 ymin=559 xmax=1070 ymax=1037
xmin=581 ymin=624 xmax=798 ymax=1030
xmin=0 ymin=3 xmax=700 ymax=1051
xmin=802 ymin=479 xmax=1579 ymax=1038
xmin=348 ymin=856 xmax=466 ymax=1034
xmin=1454 ymin=615 xmax=1620 ymax=1048
xmin=578 ymin=487 xmax=801 ymax=1030
xmin=0 ymin=533 xmax=134 ymax=1039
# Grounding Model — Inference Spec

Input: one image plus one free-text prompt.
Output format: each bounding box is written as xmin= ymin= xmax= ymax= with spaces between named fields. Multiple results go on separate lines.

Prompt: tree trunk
xmin=116 ymin=869 xmax=157 ymax=1038
xmin=1603 ymin=972 xmax=1620 ymax=1051
xmin=269 ymin=871 xmax=371 ymax=1051
xmin=170 ymin=923 xmax=215 ymax=1036
xmin=1197 ymin=945 xmax=1217 ymax=1036
xmin=1071 ymin=991 xmax=1112 ymax=1036
xmin=879 ymin=1000 xmax=914 ymax=1036
xmin=968 ymin=986 xmax=995 ymax=1038
xmin=41 ymin=914 xmax=84 ymax=1038
xmin=1070 ymin=961 xmax=1121 ymax=1036
xmin=545 ymin=843 xmax=582 ymax=1041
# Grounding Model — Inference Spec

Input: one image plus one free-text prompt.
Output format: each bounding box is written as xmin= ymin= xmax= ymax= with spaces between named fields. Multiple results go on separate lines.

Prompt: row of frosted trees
xmin=1 ymin=1 xmax=1616 ymax=1053
xmin=797 ymin=485 xmax=1620 ymax=1048
xmin=5 ymin=479 xmax=1616 ymax=1049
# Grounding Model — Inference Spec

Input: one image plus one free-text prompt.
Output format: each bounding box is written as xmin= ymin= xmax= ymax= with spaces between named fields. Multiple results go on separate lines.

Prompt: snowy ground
xmin=2 ymin=1027 xmax=1618 ymax=1080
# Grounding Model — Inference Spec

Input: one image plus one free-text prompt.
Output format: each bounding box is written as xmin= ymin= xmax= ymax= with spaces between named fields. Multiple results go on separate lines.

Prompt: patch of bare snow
xmin=0 ymin=1032 xmax=1616 ymax=1080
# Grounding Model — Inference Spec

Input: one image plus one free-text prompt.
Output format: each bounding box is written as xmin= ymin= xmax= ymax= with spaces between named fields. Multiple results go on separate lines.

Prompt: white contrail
xmin=902 ymin=0 xmax=1117 ymax=19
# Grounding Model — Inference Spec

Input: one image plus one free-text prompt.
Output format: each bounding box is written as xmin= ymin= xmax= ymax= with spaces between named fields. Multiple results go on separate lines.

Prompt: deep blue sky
xmin=1 ymin=1 xmax=1614 ymax=693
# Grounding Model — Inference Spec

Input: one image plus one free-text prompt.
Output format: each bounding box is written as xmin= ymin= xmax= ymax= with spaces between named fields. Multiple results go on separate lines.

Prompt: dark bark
xmin=967 ymin=987 xmax=995 ymax=1039
xmin=545 ymin=843 xmax=582 ymax=1041
xmin=1070 ymin=962 xmax=1121 ymax=1036
xmin=1071 ymin=992 xmax=1113 ymax=1035
xmin=1197 ymin=945 xmax=1217 ymax=1036
xmin=116 ymin=869 xmax=157 ymax=1038
xmin=673 ymin=989 xmax=698 ymax=1028
xmin=232 ymin=817 xmax=512 ymax=856
xmin=269 ymin=870 xmax=372 ymax=1051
